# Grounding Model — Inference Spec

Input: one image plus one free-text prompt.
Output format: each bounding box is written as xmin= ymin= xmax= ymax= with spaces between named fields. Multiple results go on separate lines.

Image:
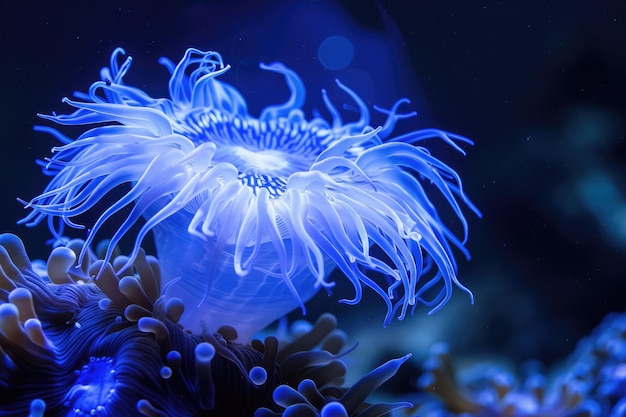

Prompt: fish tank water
xmin=1 ymin=1 xmax=625 ymax=416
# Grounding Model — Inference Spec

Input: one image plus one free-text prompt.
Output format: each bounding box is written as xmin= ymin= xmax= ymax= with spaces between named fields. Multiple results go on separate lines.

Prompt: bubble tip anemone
xmin=0 ymin=234 xmax=415 ymax=416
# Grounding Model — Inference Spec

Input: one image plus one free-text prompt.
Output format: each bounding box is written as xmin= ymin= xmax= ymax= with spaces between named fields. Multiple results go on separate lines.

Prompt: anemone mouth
xmin=65 ymin=356 xmax=117 ymax=415
xmin=177 ymin=108 xmax=331 ymax=197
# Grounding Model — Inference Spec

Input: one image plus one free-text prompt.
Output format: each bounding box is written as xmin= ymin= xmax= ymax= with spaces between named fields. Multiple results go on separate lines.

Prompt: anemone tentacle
xmin=21 ymin=48 xmax=480 ymax=336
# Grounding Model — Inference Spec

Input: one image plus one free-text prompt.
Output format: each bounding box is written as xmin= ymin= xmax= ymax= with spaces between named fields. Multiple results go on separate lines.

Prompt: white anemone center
xmin=234 ymin=146 xmax=289 ymax=173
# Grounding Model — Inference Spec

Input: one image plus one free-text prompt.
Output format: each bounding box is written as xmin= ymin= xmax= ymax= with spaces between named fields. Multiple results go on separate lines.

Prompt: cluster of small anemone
xmin=0 ymin=234 xmax=411 ymax=417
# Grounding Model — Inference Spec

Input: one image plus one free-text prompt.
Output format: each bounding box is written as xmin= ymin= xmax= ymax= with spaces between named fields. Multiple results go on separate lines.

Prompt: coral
xmin=565 ymin=312 xmax=626 ymax=415
xmin=408 ymin=313 xmax=626 ymax=417
xmin=415 ymin=342 xmax=599 ymax=416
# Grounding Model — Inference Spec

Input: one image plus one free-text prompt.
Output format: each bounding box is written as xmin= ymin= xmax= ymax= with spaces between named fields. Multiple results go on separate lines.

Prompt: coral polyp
xmin=20 ymin=47 xmax=479 ymax=337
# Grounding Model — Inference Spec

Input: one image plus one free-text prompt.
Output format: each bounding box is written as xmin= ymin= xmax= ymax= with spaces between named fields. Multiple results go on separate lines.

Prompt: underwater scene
xmin=1 ymin=1 xmax=625 ymax=416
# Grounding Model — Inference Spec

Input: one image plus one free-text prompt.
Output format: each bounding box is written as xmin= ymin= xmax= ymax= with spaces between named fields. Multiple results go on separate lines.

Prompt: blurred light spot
xmin=578 ymin=171 xmax=626 ymax=246
xmin=317 ymin=36 xmax=354 ymax=70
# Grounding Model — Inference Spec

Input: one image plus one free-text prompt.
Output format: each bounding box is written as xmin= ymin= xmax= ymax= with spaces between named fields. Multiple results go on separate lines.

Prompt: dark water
xmin=1 ymin=1 xmax=625 ymax=414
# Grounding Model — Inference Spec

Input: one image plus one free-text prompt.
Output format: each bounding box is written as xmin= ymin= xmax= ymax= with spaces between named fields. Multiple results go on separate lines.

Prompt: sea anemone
xmin=20 ymin=47 xmax=479 ymax=338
